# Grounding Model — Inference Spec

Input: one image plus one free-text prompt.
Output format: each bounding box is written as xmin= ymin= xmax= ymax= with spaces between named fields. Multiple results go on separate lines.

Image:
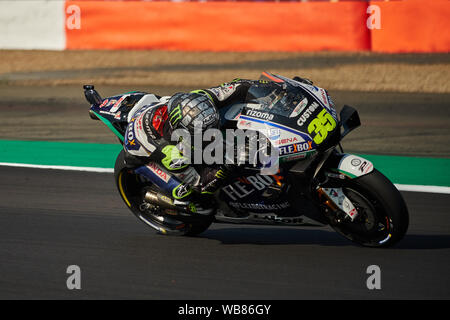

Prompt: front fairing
xmin=236 ymin=73 xmax=340 ymax=162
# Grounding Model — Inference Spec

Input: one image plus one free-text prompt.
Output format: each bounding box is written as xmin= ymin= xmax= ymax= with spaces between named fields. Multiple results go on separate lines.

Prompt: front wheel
xmin=323 ymin=169 xmax=409 ymax=247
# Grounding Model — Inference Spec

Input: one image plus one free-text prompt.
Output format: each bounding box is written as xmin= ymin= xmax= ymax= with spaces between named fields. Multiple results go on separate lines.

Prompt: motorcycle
xmin=84 ymin=72 xmax=409 ymax=247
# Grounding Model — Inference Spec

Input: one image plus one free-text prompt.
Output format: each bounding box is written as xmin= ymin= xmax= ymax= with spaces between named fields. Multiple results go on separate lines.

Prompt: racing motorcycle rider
xmin=123 ymin=76 xmax=313 ymax=215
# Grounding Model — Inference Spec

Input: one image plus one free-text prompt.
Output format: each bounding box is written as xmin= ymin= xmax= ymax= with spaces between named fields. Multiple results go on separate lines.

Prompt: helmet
xmin=167 ymin=92 xmax=219 ymax=134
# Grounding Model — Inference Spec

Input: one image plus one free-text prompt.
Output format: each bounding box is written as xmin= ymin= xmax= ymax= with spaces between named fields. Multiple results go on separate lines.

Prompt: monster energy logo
xmin=169 ymin=104 xmax=182 ymax=126
xmin=215 ymin=170 xmax=226 ymax=179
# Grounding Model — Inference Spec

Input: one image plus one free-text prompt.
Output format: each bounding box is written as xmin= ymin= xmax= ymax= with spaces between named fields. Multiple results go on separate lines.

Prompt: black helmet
xmin=167 ymin=92 xmax=219 ymax=134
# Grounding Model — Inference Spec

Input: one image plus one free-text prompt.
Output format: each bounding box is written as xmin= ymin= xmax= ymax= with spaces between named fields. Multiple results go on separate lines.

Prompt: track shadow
xmin=201 ymin=227 xmax=352 ymax=246
xmin=201 ymin=227 xmax=450 ymax=249
xmin=395 ymin=234 xmax=450 ymax=250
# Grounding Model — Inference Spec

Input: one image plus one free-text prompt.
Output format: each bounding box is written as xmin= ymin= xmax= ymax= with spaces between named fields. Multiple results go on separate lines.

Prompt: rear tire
xmin=114 ymin=150 xmax=213 ymax=236
xmin=326 ymin=169 xmax=409 ymax=247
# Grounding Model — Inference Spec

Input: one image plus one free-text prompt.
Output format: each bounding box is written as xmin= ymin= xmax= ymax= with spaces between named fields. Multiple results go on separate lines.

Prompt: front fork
xmin=315 ymin=152 xmax=375 ymax=222
xmin=317 ymin=187 xmax=359 ymax=221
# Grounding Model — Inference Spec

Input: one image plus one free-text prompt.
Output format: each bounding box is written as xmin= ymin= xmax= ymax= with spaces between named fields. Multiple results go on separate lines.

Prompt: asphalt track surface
xmin=0 ymin=166 xmax=449 ymax=299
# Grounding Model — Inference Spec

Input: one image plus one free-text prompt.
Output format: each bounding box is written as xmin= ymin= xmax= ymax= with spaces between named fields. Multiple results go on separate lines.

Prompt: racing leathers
xmin=123 ymin=79 xmax=258 ymax=214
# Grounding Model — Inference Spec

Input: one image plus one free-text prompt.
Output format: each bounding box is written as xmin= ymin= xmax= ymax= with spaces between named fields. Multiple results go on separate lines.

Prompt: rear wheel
xmin=114 ymin=150 xmax=213 ymax=236
xmin=323 ymin=169 xmax=409 ymax=247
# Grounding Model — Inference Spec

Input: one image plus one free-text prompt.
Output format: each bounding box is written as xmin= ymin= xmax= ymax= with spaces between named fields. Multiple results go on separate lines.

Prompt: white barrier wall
xmin=0 ymin=0 xmax=65 ymax=50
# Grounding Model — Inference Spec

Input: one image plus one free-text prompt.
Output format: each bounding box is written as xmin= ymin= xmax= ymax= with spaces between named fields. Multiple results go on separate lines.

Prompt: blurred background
xmin=0 ymin=0 xmax=449 ymax=156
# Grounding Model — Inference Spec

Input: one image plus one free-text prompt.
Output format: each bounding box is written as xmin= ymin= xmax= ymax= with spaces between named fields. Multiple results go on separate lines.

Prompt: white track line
xmin=394 ymin=184 xmax=450 ymax=195
xmin=0 ymin=162 xmax=113 ymax=173
xmin=0 ymin=162 xmax=449 ymax=194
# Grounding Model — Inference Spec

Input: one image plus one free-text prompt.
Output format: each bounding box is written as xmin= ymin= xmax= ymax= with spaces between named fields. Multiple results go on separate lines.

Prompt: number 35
xmin=307 ymin=109 xmax=336 ymax=145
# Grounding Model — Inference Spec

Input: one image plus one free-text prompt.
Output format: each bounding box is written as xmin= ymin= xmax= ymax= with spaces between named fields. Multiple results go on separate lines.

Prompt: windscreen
xmin=245 ymin=82 xmax=306 ymax=117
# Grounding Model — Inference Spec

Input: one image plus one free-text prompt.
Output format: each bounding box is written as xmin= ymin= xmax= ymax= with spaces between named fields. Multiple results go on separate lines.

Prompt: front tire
xmin=326 ymin=169 xmax=409 ymax=247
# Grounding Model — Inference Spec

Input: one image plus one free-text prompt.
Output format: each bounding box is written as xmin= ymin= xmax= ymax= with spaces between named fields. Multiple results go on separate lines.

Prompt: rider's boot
xmin=199 ymin=165 xmax=234 ymax=195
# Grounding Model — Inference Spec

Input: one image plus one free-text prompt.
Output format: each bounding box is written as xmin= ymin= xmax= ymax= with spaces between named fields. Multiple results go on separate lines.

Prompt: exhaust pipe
xmin=144 ymin=190 xmax=178 ymax=210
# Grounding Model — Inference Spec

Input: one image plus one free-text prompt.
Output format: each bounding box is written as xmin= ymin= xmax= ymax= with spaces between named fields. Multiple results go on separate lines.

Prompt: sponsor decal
xmin=319 ymin=88 xmax=329 ymax=106
xmin=222 ymin=174 xmax=273 ymax=201
xmin=245 ymin=109 xmax=274 ymax=121
xmin=146 ymin=162 xmax=170 ymax=183
xmin=359 ymin=161 xmax=373 ymax=174
xmin=136 ymin=112 xmax=145 ymax=131
xmin=281 ymin=153 xmax=307 ymax=162
xmin=296 ymin=102 xmax=320 ymax=127
xmin=142 ymin=110 xmax=157 ymax=140
xmin=289 ymin=97 xmax=308 ymax=118
xmin=174 ymin=183 xmax=191 ymax=199
xmin=202 ymin=113 xmax=217 ymax=126
xmin=210 ymin=87 xmax=221 ymax=96
xmin=110 ymin=95 xmax=127 ymax=113
xmin=99 ymin=110 xmax=117 ymax=116
xmin=124 ymin=117 xmax=141 ymax=151
xmin=99 ymin=99 xmax=108 ymax=108
xmin=169 ymin=158 xmax=188 ymax=170
xmin=238 ymin=120 xmax=252 ymax=128
xmin=351 ymin=158 xmax=362 ymax=167
xmin=273 ymin=136 xmax=298 ymax=146
xmin=326 ymin=172 xmax=346 ymax=180
xmin=348 ymin=208 xmax=358 ymax=218
xmin=330 ymin=189 xmax=339 ymax=197
xmin=222 ymin=182 xmax=253 ymax=201
xmin=174 ymin=167 xmax=200 ymax=186
xmin=229 ymin=201 xmax=290 ymax=210
xmin=268 ymin=128 xmax=280 ymax=140
xmin=327 ymin=94 xmax=335 ymax=105
xmin=169 ymin=104 xmax=182 ymax=126
xmin=211 ymin=83 xmax=236 ymax=101
xmin=126 ymin=121 xmax=135 ymax=145
xmin=279 ymin=141 xmax=313 ymax=156
xmin=160 ymin=195 xmax=173 ymax=205
xmin=256 ymin=214 xmax=303 ymax=224
xmin=107 ymin=99 xmax=117 ymax=108
xmin=323 ymin=187 xmax=359 ymax=220
xmin=337 ymin=155 xmax=374 ymax=178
